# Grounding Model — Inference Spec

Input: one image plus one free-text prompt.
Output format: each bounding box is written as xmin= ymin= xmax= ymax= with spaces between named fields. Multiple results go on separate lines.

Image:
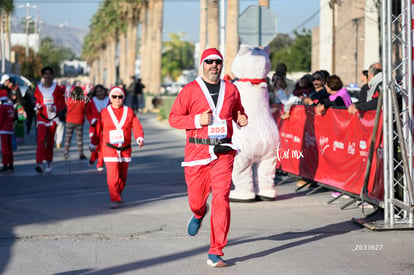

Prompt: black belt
xmin=39 ymin=112 xmax=58 ymax=122
xmin=188 ymin=137 xmax=232 ymax=145
xmin=106 ymin=143 xmax=131 ymax=151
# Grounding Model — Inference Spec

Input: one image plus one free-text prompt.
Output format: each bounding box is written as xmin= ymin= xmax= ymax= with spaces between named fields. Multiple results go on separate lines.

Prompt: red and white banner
xmin=273 ymin=105 xmax=384 ymax=201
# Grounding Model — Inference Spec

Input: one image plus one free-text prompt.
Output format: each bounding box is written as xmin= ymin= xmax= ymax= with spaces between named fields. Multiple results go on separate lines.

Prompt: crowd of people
xmin=0 ymin=55 xmax=384 ymax=268
xmin=0 ymin=67 xmax=146 ymax=210
xmin=271 ymin=62 xmax=383 ymax=118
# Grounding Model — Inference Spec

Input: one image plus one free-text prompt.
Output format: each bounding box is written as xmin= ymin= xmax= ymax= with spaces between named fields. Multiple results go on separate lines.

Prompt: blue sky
xmin=12 ymin=0 xmax=319 ymax=41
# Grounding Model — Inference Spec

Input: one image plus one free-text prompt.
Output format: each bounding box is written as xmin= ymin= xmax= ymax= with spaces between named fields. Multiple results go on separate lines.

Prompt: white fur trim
xmin=109 ymin=87 xmax=125 ymax=97
xmin=195 ymin=114 xmax=202 ymax=129
xmin=104 ymin=157 xmax=131 ymax=162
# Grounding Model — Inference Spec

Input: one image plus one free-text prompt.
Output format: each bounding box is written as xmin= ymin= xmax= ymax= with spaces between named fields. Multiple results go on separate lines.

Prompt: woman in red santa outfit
xmin=169 ymin=48 xmax=248 ymax=267
xmin=34 ymin=66 xmax=66 ymax=173
xmin=86 ymin=84 xmax=109 ymax=171
xmin=0 ymin=88 xmax=15 ymax=172
xmin=91 ymin=87 xmax=144 ymax=209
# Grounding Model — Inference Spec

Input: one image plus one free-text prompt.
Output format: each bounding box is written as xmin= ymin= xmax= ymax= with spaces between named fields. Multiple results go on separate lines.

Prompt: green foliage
xmin=162 ymin=33 xmax=194 ymax=81
xmin=38 ymin=37 xmax=76 ymax=77
xmin=157 ymin=96 xmax=176 ymax=121
xmin=269 ymin=30 xmax=312 ymax=72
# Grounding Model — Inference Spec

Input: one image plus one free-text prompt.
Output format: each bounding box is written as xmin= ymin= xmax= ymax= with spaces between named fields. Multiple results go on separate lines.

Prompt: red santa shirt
xmin=65 ymin=98 xmax=86 ymax=125
xmin=86 ymin=96 xmax=109 ymax=125
xmin=86 ymin=96 xmax=110 ymax=138
xmin=168 ymin=77 xmax=246 ymax=167
xmin=35 ymin=83 xmax=66 ymax=127
xmin=92 ymin=105 xmax=144 ymax=163
xmin=0 ymin=100 xmax=14 ymax=135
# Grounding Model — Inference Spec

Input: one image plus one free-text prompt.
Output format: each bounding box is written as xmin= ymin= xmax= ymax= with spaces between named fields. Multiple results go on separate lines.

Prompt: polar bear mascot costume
xmin=230 ymin=45 xmax=280 ymax=202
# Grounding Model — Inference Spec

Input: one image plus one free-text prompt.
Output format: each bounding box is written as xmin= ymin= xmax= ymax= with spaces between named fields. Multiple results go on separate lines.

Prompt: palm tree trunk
xmin=119 ymin=32 xmax=127 ymax=85
xmin=258 ymin=0 xmax=269 ymax=8
xmin=141 ymin=1 xmax=152 ymax=91
xmin=225 ymin=0 xmax=239 ymax=77
xmin=149 ymin=0 xmax=163 ymax=95
xmin=127 ymin=21 xmax=138 ymax=82
xmin=199 ymin=0 xmax=208 ymax=54
xmin=207 ymin=0 xmax=219 ymax=48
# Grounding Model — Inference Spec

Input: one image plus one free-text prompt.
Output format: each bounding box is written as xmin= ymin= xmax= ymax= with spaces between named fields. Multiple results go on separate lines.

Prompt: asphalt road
xmin=0 ymin=112 xmax=413 ymax=275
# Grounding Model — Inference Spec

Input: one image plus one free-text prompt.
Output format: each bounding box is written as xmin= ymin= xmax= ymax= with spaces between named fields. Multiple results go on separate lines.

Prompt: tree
xmin=12 ymin=45 xmax=42 ymax=81
xmin=161 ymin=33 xmax=194 ymax=81
xmin=0 ymin=0 xmax=14 ymax=73
xmin=38 ymin=37 xmax=76 ymax=77
xmin=269 ymin=30 xmax=311 ymax=72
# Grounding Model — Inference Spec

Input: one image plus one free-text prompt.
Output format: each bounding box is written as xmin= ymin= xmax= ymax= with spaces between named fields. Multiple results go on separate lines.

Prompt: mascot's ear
xmin=262 ymin=46 xmax=270 ymax=56
xmin=238 ymin=44 xmax=250 ymax=56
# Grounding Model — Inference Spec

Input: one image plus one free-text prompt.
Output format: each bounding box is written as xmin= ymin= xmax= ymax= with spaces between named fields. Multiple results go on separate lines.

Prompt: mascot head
xmin=231 ymin=44 xmax=271 ymax=80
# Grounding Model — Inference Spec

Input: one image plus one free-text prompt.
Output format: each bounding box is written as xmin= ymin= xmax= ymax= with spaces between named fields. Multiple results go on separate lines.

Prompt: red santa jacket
xmin=0 ymin=101 xmax=15 ymax=134
xmin=34 ymin=83 xmax=66 ymax=127
xmin=86 ymin=96 xmax=110 ymax=139
xmin=66 ymin=98 xmax=86 ymax=125
xmin=86 ymin=96 xmax=110 ymax=125
xmin=169 ymin=77 xmax=246 ymax=167
xmin=92 ymin=105 xmax=144 ymax=163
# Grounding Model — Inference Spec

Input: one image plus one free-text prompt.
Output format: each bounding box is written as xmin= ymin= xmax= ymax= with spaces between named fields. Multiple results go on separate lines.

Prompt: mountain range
xmin=11 ymin=18 xmax=87 ymax=57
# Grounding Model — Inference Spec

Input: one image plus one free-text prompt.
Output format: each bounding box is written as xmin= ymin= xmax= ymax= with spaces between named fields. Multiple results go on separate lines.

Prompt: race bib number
xmin=44 ymin=96 xmax=54 ymax=105
xmin=109 ymin=129 xmax=124 ymax=144
xmin=208 ymin=118 xmax=227 ymax=139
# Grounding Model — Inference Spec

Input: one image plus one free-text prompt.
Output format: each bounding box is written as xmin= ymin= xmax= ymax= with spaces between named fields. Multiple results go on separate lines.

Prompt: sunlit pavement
xmin=1 ymin=112 xmax=413 ymax=275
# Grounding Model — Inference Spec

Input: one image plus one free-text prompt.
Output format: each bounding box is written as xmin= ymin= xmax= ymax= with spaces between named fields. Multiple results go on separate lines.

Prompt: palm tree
xmin=0 ymin=0 xmax=14 ymax=73
xmin=225 ymin=0 xmax=239 ymax=76
xmin=207 ymin=0 xmax=219 ymax=48
xmin=199 ymin=0 xmax=208 ymax=55
xmin=149 ymin=0 xmax=164 ymax=95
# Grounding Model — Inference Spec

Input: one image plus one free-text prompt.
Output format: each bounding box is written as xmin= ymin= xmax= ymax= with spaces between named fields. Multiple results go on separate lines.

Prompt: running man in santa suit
xmin=169 ymin=48 xmax=248 ymax=268
xmin=90 ymin=87 xmax=144 ymax=209
xmin=34 ymin=66 xmax=66 ymax=173
xmin=86 ymin=84 xmax=110 ymax=171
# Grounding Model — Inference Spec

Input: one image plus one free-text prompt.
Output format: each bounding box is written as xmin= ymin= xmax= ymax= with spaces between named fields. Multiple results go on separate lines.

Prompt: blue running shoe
xmin=207 ymin=254 xmax=227 ymax=267
xmin=187 ymin=204 xmax=209 ymax=236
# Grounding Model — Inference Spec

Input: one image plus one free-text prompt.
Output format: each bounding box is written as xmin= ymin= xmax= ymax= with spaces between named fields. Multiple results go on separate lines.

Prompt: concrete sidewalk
xmin=0 ymin=113 xmax=413 ymax=275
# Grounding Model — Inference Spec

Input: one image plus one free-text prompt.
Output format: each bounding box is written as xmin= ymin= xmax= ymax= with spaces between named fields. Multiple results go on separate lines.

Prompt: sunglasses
xmin=111 ymin=95 xmax=124 ymax=99
xmin=204 ymin=59 xmax=222 ymax=65
xmin=312 ymin=77 xmax=321 ymax=81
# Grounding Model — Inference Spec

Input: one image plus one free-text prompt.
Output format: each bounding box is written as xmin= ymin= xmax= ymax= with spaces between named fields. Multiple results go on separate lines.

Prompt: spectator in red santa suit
xmin=86 ymin=84 xmax=109 ymax=171
xmin=34 ymin=66 xmax=66 ymax=173
xmin=90 ymin=87 xmax=144 ymax=209
xmin=168 ymin=48 xmax=248 ymax=268
xmin=63 ymin=86 xmax=87 ymax=160
xmin=0 ymin=88 xmax=15 ymax=172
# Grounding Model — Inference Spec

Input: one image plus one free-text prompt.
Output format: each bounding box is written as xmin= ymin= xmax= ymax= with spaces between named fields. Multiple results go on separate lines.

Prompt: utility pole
xmin=25 ymin=3 xmax=30 ymax=59
xmin=352 ymin=17 xmax=362 ymax=84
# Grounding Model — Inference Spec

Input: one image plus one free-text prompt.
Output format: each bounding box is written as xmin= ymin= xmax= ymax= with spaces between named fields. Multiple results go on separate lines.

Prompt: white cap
xmin=0 ymin=74 xmax=10 ymax=84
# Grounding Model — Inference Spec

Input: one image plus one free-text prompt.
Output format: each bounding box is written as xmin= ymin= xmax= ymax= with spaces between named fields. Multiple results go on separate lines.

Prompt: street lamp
xmin=18 ymin=3 xmax=37 ymax=59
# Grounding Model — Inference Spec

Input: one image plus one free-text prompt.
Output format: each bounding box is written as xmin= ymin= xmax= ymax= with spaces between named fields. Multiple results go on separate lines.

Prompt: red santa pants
xmin=1 ymin=134 xmax=13 ymax=165
xmin=105 ymin=162 xmax=129 ymax=202
xmin=90 ymin=141 xmax=104 ymax=168
xmin=184 ymin=150 xmax=235 ymax=256
xmin=36 ymin=123 xmax=57 ymax=163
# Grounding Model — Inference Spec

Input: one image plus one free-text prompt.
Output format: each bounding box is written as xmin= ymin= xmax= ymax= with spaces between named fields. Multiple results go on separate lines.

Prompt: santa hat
xmin=0 ymin=74 xmax=10 ymax=84
xmin=200 ymin=48 xmax=223 ymax=65
xmin=0 ymin=89 xmax=9 ymax=101
xmin=109 ymin=87 xmax=125 ymax=98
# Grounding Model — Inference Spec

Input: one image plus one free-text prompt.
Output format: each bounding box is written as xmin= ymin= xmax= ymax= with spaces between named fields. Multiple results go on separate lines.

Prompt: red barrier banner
xmin=273 ymin=104 xmax=384 ymax=201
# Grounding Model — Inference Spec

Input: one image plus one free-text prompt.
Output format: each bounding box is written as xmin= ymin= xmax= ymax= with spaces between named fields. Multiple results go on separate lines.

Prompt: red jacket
xmin=86 ymin=96 xmax=110 ymax=126
xmin=92 ymin=105 xmax=144 ymax=163
xmin=169 ymin=77 xmax=246 ymax=167
xmin=66 ymin=98 xmax=86 ymax=124
xmin=34 ymin=83 xmax=65 ymax=127
xmin=0 ymin=101 xmax=15 ymax=134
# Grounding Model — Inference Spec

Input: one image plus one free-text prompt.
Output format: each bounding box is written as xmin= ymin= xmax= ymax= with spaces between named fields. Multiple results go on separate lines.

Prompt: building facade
xmin=313 ymin=0 xmax=380 ymax=85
